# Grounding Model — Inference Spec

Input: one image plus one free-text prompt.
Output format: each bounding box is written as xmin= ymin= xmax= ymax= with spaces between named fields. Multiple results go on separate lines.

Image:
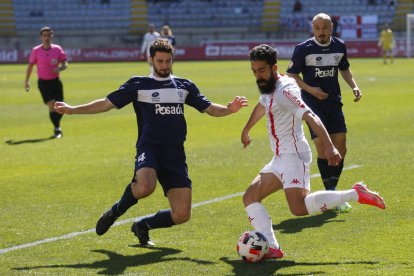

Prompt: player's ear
xmin=272 ymin=64 xmax=278 ymax=73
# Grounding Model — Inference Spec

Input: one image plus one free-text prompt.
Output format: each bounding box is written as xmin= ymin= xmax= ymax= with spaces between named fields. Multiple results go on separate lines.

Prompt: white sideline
xmin=0 ymin=164 xmax=361 ymax=255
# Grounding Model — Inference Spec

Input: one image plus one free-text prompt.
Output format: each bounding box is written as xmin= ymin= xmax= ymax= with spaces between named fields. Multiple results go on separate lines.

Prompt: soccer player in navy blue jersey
xmin=287 ymin=13 xmax=362 ymax=212
xmin=54 ymin=38 xmax=248 ymax=246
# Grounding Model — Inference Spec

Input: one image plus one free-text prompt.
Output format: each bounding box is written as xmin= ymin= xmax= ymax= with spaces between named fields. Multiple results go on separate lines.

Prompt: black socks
xmin=111 ymin=183 xmax=138 ymax=217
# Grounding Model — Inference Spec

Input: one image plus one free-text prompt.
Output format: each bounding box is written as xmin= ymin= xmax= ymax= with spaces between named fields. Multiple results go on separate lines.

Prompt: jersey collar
xmin=312 ymin=37 xmax=331 ymax=47
xmin=149 ymin=73 xmax=172 ymax=81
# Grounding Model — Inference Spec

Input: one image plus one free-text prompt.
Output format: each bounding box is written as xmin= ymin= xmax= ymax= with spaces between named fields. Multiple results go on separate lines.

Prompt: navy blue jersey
xmin=287 ymin=37 xmax=350 ymax=104
xmin=106 ymin=74 xmax=211 ymax=147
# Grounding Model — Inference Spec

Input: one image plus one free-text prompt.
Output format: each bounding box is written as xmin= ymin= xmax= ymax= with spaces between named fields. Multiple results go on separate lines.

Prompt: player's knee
xmin=242 ymin=189 xmax=258 ymax=207
xmin=172 ymin=209 xmax=191 ymax=224
xmin=131 ymin=181 xmax=155 ymax=199
xmin=289 ymin=205 xmax=308 ymax=216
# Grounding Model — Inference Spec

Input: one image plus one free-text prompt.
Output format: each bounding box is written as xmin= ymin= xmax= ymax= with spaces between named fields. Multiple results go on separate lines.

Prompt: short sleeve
xmin=106 ymin=79 xmax=138 ymax=109
xmin=29 ymin=48 xmax=36 ymax=64
xmin=338 ymin=44 xmax=350 ymax=71
xmin=184 ymin=81 xmax=211 ymax=112
xmin=277 ymin=84 xmax=310 ymax=120
xmin=58 ymin=46 xmax=67 ymax=62
xmin=287 ymin=45 xmax=305 ymax=75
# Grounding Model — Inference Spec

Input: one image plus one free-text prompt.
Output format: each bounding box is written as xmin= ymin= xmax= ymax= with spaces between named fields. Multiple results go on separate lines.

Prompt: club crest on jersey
xmin=177 ymin=90 xmax=185 ymax=103
xmin=155 ymin=104 xmax=183 ymax=115
xmin=283 ymin=90 xmax=305 ymax=108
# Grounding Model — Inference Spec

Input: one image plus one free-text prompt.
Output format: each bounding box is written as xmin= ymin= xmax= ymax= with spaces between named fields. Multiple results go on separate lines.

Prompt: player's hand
xmin=352 ymin=87 xmax=362 ymax=102
xmin=241 ymin=130 xmax=252 ymax=149
xmin=325 ymin=146 xmax=343 ymax=166
xmin=54 ymin=101 xmax=73 ymax=115
xmin=311 ymin=87 xmax=329 ymax=100
xmin=25 ymin=83 xmax=30 ymax=92
xmin=228 ymin=96 xmax=248 ymax=113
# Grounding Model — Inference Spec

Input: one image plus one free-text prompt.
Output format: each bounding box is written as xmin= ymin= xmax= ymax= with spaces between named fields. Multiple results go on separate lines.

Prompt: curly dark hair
xmin=249 ymin=44 xmax=277 ymax=66
xmin=149 ymin=38 xmax=175 ymax=58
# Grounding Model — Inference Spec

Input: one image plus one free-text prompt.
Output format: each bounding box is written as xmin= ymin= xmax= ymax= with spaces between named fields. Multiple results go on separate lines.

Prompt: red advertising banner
xmin=0 ymin=40 xmax=407 ymax=64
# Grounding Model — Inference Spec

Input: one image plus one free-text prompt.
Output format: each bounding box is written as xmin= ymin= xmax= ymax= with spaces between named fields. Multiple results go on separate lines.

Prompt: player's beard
xmin=316 ymin=34 xmax=329 ymax=44
xmin=153 ymin=66 xmax=171 ymax=78
xmin=256 ymin=75 xmax=276 ymax=94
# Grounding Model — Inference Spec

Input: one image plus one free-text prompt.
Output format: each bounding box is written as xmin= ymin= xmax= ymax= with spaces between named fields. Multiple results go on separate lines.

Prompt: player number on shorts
xmin=137 ymin=152 xmax=146 ymax=163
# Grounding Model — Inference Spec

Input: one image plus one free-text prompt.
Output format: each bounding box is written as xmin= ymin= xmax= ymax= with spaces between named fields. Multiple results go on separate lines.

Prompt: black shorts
xmin=305 ymin=100 xmax=347 ymax=139
xmin=38 ymin=78 xmax=63 ymax=104
xmin=133 ymin=144 xmax=192 ymax=195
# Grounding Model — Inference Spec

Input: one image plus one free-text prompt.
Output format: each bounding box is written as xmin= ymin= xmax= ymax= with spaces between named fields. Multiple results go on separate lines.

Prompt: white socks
xmin=305 ymin=189 xmax=358 ymax=215
xmin=245 ymin=202 xmax=279 ymax=249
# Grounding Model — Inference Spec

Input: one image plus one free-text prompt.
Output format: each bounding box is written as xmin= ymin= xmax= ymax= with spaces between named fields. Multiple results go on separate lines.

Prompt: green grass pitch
xmin=1 ymin=58 xmax=413 ymax=275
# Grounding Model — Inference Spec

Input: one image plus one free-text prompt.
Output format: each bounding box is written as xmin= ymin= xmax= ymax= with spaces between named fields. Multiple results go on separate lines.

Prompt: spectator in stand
xmin=293 ymin=0 xmax=302 ymax=12
xmin=160 ymin=25 xmax=176 ymax=46
xmin=332 ymin=16 xmax=340 ymax=38
xmin=140 ymin=23 xmax=160 ymax=62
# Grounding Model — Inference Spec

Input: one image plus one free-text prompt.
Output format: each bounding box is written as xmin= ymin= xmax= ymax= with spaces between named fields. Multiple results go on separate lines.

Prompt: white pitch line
xmin=0 ymin=164 xmax=361 ymax=255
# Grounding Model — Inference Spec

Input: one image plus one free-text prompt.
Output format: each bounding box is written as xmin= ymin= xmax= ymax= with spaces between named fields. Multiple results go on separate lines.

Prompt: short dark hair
xmin=40 ymin=26 xmax=53 ymax=35
xmin=249 ymin=44 xmax=277 ymax=66
xmin=149 ymin=38 xmax=174 ymax=58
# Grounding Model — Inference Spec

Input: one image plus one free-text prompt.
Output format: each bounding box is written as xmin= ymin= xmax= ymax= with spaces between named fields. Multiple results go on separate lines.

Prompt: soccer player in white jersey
xmin=241 ymin=44 xmax=385 ymax=260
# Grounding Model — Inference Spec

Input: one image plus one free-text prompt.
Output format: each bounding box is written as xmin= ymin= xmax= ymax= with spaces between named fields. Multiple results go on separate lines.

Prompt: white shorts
xmin=260 ymin=152 xmax=312 ymax=190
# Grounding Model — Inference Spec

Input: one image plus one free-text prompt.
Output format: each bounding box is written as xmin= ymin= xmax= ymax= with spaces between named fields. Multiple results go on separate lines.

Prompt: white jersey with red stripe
xmin=259 ymin=74 xmax=312 ymax=156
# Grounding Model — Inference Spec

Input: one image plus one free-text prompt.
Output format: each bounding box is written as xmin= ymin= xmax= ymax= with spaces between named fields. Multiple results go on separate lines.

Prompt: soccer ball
xmin=236 ymin=231 xmax=269 ymax=263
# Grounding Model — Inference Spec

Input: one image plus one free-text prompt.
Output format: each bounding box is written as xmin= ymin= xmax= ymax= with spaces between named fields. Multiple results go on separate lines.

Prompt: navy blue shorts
xmin=305 ymin=100 xmax=347 ymax=140
xmin=133 ymin=144 xmax=192 ymax=195
xmin=38 ymin=78 xmax=63 ymax=104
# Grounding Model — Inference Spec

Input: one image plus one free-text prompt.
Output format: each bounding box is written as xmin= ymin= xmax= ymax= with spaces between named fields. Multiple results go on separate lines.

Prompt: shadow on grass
xmin=220 ymin=256 xmax=378 ymax=276
xmin=12 ymin=247 xmax=215 ymax=275
xmin=274 ymin=210 xmax=345 ymax=234
xmin=5 ymin=136 xmax=55 ymax=145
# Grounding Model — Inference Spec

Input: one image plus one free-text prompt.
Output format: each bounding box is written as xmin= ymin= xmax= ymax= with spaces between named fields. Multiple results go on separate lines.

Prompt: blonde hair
xmin=162 ymin=25 xmax=173 ymax=36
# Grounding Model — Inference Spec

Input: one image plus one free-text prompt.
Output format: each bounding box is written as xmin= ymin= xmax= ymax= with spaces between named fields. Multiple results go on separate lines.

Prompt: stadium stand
xmin=392 ymin=0 xmax=414 ymax=30
xmin=0 ymin=0 xmax=16 ymax=36
xmin=13 ymin=0 xmax=131 ymax=35
xmin=261 ymin=0 xmax=281 ymax=32
xmin=147 ymin=0 xmax=262 ymax=28
xmin=129 ymin=0 xmax=148 ymax=35
xmin=0 ymin=0 xmax=410 ymax=50
xmin=278 ymin=0 xmax=396 ymax=37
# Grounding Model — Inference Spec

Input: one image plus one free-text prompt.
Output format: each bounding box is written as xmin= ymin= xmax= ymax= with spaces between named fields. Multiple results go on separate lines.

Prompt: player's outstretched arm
xmin=241 ymin=102 xmax=265 ymax=149
xmin=54 ymin=98 xmax=115 ymax=115
xmin=204 ymin=96 xmax=248 ymax=117
xmin=303 ymin=111 xmax=342 ymax=166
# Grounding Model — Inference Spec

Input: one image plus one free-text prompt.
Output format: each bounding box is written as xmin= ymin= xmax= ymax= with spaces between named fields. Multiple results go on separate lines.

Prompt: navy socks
xmin=317 ymin=158 xmax=344 ymax=191
xmin=111 ymin=183 xmax=138 ymax=217
xmin=137 ymin=210 xmax=175 ymax=231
